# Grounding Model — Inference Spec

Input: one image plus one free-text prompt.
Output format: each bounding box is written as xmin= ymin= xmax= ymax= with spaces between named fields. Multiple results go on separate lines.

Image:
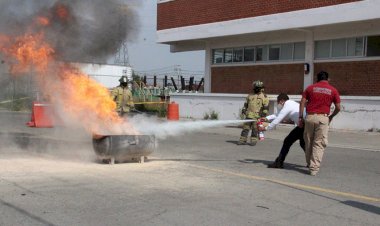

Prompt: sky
xmin=125 ymin=0 xmax=205 ymax=74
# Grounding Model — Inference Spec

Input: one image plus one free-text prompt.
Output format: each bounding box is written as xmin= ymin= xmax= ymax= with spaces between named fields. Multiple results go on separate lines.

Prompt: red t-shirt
xmin=302 ymin=81 xmax=340 ymax=114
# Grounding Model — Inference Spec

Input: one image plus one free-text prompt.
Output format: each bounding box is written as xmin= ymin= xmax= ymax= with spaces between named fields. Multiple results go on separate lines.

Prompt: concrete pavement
xmin=0 ymin=111 xmax=379 ymax=226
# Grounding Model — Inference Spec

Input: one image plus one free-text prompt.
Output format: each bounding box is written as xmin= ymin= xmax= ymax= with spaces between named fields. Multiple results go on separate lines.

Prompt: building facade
xmin=157 ymin=0 xmax=380 ymax=96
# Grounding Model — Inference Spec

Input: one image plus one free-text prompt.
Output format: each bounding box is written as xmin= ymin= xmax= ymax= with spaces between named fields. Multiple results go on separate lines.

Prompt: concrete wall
xmin=170 ymin=93 xmax=380 ymax=131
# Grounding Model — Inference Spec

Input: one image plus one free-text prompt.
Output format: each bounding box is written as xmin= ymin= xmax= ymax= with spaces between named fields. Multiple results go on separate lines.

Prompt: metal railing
xmin=0 ymin=73 xmax=37 ymax=111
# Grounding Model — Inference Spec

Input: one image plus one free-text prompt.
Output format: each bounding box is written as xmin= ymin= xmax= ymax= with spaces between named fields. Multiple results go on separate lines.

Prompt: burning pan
xmin=92 ymin=135 xmax=156 ymax=164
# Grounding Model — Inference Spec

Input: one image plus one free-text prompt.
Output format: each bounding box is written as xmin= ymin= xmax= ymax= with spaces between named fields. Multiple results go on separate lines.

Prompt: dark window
xmin=367 ymin=36 xmax=380 ymax=57
xmin=243 ymin=47 xmax=254 ymax=62
xmin=269 ymin=45 xmax=280 ymax=61
xmin=256 ymin=46 xmax=268 ymax=61
xmin=224 ymin=48 xmax=233 ymax=63
xmin=233 ymin=48 xmax=243 ymax=62
xmin=212 ymin=49 xmax=224 ymax=64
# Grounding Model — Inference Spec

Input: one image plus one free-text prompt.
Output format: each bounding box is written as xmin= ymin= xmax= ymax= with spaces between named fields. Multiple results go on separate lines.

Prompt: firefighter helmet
xmin=119 ymin=76 xmax=128 ymax=84
xmin=253 ymin=80 xmax=264 ymax=89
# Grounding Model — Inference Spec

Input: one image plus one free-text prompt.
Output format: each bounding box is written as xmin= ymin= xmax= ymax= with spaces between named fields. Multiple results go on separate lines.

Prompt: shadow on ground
xmin=342 ymin=200 xmax=380 ymax=215
xmin=275 ymin=182 xmax=380 ymax=215
xmin=239 ymin=158 xmax=309 ymax=175
xmin=150 ymin=158 xmax=233 ymax=162
xmin=226 ymin=140 xmax=241 ymax=145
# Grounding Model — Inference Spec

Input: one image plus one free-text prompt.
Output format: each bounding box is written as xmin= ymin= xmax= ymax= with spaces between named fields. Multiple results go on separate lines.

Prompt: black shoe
xmin=267 ymin=158 xmax=284 ymax=169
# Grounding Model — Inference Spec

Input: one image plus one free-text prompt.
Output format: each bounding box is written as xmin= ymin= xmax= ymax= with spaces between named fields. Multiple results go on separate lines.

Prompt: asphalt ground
xmin=0 ymin=111 xmax=379 ymax=226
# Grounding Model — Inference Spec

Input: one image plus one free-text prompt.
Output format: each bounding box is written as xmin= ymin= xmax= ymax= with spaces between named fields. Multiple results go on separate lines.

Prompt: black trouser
xmin=278 ymin=126 xmax=305 ymax=162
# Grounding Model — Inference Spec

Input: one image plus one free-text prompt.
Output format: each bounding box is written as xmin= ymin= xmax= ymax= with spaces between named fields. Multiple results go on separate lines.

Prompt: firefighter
xmin=238 ymin=80 xmax=269 ymax=146
xmin=111 ymin=76 xmax=134 ymax=116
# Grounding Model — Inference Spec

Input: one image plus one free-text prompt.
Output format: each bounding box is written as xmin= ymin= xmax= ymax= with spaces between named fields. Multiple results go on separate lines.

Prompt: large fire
xmin=0 ymin=12 xmax=136 ymax=135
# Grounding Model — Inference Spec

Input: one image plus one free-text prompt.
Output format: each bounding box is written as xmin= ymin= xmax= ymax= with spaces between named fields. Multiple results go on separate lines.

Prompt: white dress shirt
xmin=266 ymin=100 xmax=306 ymax=130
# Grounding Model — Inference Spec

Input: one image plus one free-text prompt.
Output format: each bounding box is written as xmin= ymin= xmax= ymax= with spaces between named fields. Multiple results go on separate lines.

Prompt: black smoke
xmin=0 ymin=0 xmax=138 ymax=63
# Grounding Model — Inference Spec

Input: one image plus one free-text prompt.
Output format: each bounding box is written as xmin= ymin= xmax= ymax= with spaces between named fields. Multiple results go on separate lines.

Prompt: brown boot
xmin=237 ymin=137 xmax=247 ymax=145
xmin=249 ymin=137 xmax=258 ymax=146
xmin=267 ymin=157 xmax=284 ymax=168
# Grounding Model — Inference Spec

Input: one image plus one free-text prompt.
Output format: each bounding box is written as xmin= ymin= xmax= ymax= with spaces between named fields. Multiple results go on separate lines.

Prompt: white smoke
xmin=128 ymin=115 xmax=253 ymax=139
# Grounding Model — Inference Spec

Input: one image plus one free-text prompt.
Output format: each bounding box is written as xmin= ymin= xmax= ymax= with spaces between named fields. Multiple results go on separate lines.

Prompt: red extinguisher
xmin=257 ymin=120 xmax=265 ymax=141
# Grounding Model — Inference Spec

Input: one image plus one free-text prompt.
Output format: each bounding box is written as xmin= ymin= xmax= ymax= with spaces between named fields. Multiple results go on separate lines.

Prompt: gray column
xmin=304 ymin=30 xmax=314 ymax=89
xmin=204 ymin=42 xmax=211 ymax=93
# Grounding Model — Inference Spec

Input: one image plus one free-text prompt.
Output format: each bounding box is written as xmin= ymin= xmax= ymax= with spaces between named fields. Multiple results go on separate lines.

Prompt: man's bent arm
xmin=329 ymin=102 xmax=341 ymax=123
xmin=298 ymin=97 xmax=307 ymax=127
xmin=299 ymin=97 xmax=307 ymax=118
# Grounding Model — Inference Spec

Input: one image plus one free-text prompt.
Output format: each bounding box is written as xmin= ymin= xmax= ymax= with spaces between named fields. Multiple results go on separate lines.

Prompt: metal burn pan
xmin=92 ymin=135 xmax=156 ymax=164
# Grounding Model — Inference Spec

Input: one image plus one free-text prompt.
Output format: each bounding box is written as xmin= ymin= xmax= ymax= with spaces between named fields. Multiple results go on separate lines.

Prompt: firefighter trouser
xmin=304 ymin=114 xmax=329 ymax=173
xmin=117 ymin=111 xmax=130 ymax=117
xmin=240 ymin=119 xmax=258 ymax=142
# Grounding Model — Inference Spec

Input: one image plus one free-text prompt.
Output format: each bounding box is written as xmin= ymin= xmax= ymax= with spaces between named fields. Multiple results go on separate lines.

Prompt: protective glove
xmin=259 ymin=117 xmax=268 ymax=122
xmin=241 ymin=108 xmax=246 ymax=115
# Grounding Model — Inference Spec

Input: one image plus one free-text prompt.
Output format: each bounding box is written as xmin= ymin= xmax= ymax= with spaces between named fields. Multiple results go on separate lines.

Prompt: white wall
xmin=332 ymin=97 xmax=380 ymax=131
xmin=171 ymin=93 xmax=380 ymax=131
xmin=73 ymin=63 xmax=131 ymax=88
xmin=171 ymin=93 xmax=278 ymax=120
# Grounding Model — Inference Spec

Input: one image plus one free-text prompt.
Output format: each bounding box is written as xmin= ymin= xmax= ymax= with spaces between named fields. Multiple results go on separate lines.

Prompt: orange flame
xmin=0 ymin=31 xmax=136 ymax=135
xmin=36 ymin=16 xmax=50 ymax=26
xmin=2 ymin=33 xmax=54 ymax=74
xmin=55 ymin=4 xmax=70 ymax=21
xmin=52 ymin=64 xmax=123 ymax=132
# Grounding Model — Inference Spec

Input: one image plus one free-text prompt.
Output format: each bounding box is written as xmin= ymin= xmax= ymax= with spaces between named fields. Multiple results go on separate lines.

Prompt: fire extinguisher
xmin=257 ymin=120 xmax=265 ymax=141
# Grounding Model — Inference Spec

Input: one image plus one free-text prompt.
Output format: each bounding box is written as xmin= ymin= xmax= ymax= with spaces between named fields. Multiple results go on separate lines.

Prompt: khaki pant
xmin=240 ymin=120 xmax=258 ymax=142
xmin=304 ymin=114 xmax=329 ymax=173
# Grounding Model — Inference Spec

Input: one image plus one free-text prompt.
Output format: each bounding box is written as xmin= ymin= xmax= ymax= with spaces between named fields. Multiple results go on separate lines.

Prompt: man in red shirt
xmin=299 ymin=71 xmax=341 ymax=176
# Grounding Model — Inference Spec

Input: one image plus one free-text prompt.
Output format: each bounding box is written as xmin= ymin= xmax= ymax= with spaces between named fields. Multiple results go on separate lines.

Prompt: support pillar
xmin=304 ymin=30 xmax=314 ymax=89
xmin=204 ymin=42 xmax=211 ymax=93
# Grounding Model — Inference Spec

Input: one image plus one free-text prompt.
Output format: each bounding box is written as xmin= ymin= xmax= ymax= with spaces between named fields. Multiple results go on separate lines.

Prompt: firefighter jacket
xmin=111 ymin=86 xmax=134 ymax=113
xmin=243 ymin=92 xmax=269 ymax=119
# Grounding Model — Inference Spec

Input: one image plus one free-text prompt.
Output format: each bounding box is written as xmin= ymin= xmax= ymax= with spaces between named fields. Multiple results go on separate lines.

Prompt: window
xmin=269 ymin=45 xmax=280 ymax=61
xmin=256 ymin=46 xmax=268 ymax=61
xmin=211 ymin=41 xmax=305 ymax=64
xmin=233 ymin=48 xmax=243 ymax=62
xmin=244 ymin=47 xmax=254 ymax=62
xmin=315 ymin=37 xmax=367 ymax=59
xmin=294 ymin=42 xmax=305 ymax=60
xmin=367 ymin=36 xmax=380 ymax=57
xmin=347 ymin=37 xmax=364 ymax=56
xmin=224 ymin=48 xmax=233 ymax=63
xmin=332 ymin=39 xmax=346 ymax=57
xmin=280 ymin=43 xmax=293 ymax=60
xmin=213 ymin=49 xmax=224 ymax=64
xmin=315 ymin=40 xmax=331 ymax=59
xmin=211 ymin=35 xmax=378 ymax=64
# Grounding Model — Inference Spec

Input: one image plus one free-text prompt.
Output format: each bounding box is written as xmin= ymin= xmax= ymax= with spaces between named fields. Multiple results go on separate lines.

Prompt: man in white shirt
xmin=261 ymin=93 xmax=306 ymax=168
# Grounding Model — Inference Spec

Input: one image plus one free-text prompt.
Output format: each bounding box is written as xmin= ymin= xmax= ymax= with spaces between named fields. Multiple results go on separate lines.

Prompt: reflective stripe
xmin=34 ymin=104 xmax=51 ymax=107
